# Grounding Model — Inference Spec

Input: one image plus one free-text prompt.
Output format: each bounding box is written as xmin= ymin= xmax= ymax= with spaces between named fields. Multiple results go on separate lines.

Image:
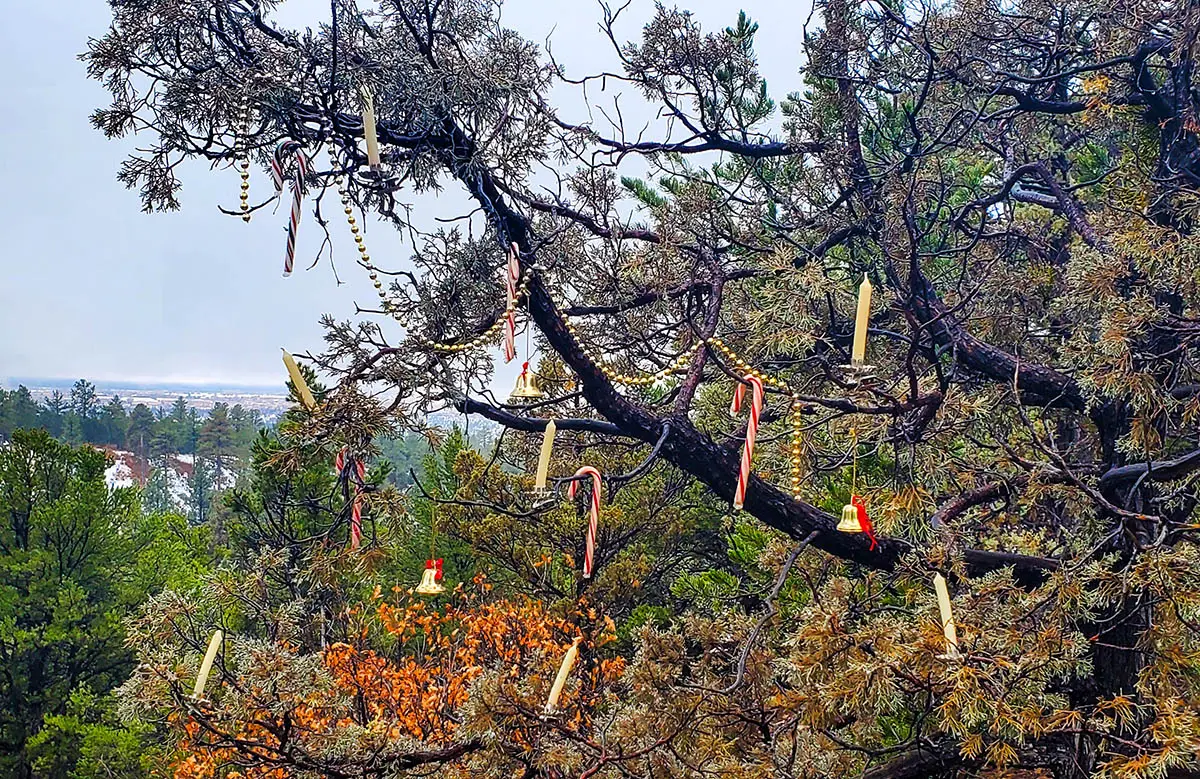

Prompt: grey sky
xmin=0 ymin=1 xmax=811 ymax=388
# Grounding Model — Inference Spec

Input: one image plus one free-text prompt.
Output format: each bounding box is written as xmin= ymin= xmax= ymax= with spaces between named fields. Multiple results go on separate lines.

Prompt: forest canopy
xmin=72 ymin=0 xmax=1200 ymax=777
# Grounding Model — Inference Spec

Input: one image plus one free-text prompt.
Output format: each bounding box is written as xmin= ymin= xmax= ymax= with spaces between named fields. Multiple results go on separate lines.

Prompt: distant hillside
xmin=99 ymin=446 xmax=239 ymax=519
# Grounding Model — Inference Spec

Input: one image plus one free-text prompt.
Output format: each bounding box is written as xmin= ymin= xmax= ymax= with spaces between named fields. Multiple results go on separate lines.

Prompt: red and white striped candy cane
xmin=273 ymin=140 xmax=308 ymax=277
xmin=567 ymin=466 xmax=602 ymax=578
xmin=730 ymin=374 xmax=764 ymax=510
xmin=503 ymin=243 xmax=520 ymax=362
xmin=350 ymin=493 xmax=363 ymax=549
xmin=335 ymin=447 xmax=368 ymax=549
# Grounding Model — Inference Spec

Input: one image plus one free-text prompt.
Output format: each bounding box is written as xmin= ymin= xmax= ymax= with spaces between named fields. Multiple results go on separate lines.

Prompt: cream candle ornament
xmin=533 ymin=420 xmax=556 ymax=492
xmin=192 ymin=630 xmax=224 ymax=699
xmin=281 ymin=349 xmax=317 ymax=410
xmin=851 ymin=273 xmax=873 ymax=364
xmin=359 ymin=86 xmax=381 ymax=170
xmin=544 ymin=636 xmax=582 ymax=714
xmin=933 ymin=573 xmax=961 ymax=659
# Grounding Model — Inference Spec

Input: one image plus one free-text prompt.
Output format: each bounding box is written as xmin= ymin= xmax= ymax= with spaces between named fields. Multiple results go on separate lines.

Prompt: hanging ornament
xmin=789 ymin=394 xmax=804 ymax=498
xmin=933 ymin=573 xmax=962 ymax=660
xmin=416 ymin=559 xmax=445 ymax=595
xmin=416 ymin=507 xmax=445 ymax=595
xmin=729 ymin=374 xmax=765 ymax=510
xmin=335 ymin=446 xmax=367 ymax=549
xmin=234 ymin=91 xmax=252 ymax=222
xmin=359 ymin=85 xmax=382 ymax=170
xmin=349 ymin=494 xmax=364 ymax=549
xmin=841 ymin=273 xmax=876 ymax=384
xmin=837 ymin=501 xmax=863 ymax=533
xmin=503 ymin=243 xmax=520 ymax=363
xmin=511 ymin=361 xmax=545 ymax=401
xmin=851 ymin=273 xmax=872 ymax=365
xmin=281 ymin=349 xmax=317 ymax=410
xmin=568 ymin=466 xmax=602 ymax=578
xmin=836 ymin=427 xmax=877 ymax=549
xmin=532 ymin=419 xmax=556 ymax=497
xmin=544 ymin=636 xmax=583 ymax=715
xmin=270 ymin=140 xmax=309 ymax=277
xmin=191 ymin=630 xmax=224 ymax=700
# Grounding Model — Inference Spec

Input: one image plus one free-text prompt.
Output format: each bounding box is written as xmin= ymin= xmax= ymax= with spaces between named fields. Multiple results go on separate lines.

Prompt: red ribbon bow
xmin=426 ymin=558 xmax=444 ymax=582
xmin=851 ymin=495 xmax=877 ymax=551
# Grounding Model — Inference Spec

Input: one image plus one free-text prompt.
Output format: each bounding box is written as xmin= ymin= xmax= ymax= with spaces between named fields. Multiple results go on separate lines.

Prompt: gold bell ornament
xmin=415 ymin=508 xmax=445 ymax=596
xmin=416 ymin=561 xmax=445 ymax=595
xmin=510 ymin=360 xmax=545 ymax=401
xmin=836 ymin=427 xmax=878 ymax=550
xmin=837 ymin=501 xmax=864 ymax=533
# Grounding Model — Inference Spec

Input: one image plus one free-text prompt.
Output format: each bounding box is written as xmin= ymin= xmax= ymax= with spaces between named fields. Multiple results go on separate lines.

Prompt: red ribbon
xmin=426 ymin=558 xmax=444 ymax=582
xmin=852 ymin=494 xmax=877 ymax=551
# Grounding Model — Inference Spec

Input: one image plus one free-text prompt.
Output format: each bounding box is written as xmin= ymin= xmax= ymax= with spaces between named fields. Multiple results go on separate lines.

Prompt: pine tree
xmin=42 ymin=391 xmax=67 ymax=437
xmin=98 ymin=396 xmax=128 ymax=447
xmin=0 ymin=387 xmax=41 ymax=440
xmin=187 ymin=456 xmax=213 ymax=528
xmin=127 ymin=404 xmax=155 ymax=469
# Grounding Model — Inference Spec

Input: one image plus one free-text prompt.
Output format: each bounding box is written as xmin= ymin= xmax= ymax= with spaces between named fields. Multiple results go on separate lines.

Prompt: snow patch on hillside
xmin=98 ymin=447 xmax=238 ymax=513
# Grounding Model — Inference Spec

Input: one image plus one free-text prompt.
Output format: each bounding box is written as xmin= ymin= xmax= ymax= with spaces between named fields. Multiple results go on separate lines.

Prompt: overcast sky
xmin=0 ymin=1 xmax=811 ymax=388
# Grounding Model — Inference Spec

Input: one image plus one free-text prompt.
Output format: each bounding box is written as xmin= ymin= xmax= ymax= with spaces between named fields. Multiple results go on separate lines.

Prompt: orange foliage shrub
xmin=170 ymin=591 xmax=624 ymax=778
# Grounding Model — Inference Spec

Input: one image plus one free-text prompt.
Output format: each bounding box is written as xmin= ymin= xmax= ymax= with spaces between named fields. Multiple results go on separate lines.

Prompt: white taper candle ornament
xmin=503 ymin=243 xmax=520 ymax=363
xmin=544 ymin=636 xmax=582 ymax=714
xmin=360 ymin=86 xmax=381 ymax=169
xmin=281 ymin=349 xmax=317 ymax=410
xmin=534 ymin=420 xmax=556 ymax=491
xmin=851 ymin=273 xmax=873 ymax=364
xmin=933 ymin=573 xmax=961 ymax=659
xmin=192 ymin=630 xmax=224 ymax=699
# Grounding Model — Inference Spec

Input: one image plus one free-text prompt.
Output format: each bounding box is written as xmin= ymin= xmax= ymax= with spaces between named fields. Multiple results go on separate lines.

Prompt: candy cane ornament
xmin=730 ymin=375 xmax=765 ymax=510
xmin=335 ymin=447 xmax=368 ymax=549
xmin=567 ymin=466 xmax=602 ymax=578
xmin=350 ymin=494 xmax=363 ymax=549
xmin=271 ymin=140 xmax=309 ymax=277
xmin=503 ymin=243 xmax=520 ymax=362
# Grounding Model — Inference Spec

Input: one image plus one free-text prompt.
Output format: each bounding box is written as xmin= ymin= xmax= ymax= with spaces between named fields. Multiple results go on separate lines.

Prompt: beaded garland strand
xmin=330 ymin=182 xmax=806 ymax=499
xmin=235 ymin=93 xmax=252 ymax=222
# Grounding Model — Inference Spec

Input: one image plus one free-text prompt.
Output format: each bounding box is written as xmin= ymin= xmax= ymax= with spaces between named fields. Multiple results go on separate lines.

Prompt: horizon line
xmin=3 ymin=375 xmax=287 ymax=393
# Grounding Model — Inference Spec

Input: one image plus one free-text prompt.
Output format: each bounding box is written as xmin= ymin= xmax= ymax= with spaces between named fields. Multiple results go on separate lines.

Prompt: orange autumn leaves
xmin=172 ymin=591 xmax=624 ymax=778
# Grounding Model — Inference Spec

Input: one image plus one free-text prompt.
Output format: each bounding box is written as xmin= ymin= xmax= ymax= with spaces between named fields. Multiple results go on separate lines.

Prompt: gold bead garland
xmin=236 ymin=93 xmax=251 ymax=222
xmin=789 ymin=394 xmax=804 ymax=497
xmin=334 ymin=158 xmax=532 ymax=354
xmin=329 ymin=189 xmax=808 ymax=497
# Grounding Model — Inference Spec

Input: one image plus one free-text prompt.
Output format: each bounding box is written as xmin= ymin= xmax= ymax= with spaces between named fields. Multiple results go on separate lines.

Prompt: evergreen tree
xmin=140 ymin=460 xmax=175 ymax=516
xmin=126 ymin=404 xmax=155 ymax=464
xmin=69 ymin=381 xmax=99 ymax=443
xmin=97 ymin=396 xmax=128 ymax=447
xmin=198 ymin=403 xmax=233 ymax=467
xmin=227 ymin=403 xmax=262 ymax=455
xmin=198 ymin=404 xmax=235 ymax=545
xmin=0 ymin=387 xmax=41 ymax=440
xmin=0 ymin=430 xmax=208 ymax=777
xmin=41 ymin=391 xmax=67 ymax=437
xmin=60 ymin=413 xmax=85 ymax=446
xmin=187 ymin=456 xmax=213 ymax=527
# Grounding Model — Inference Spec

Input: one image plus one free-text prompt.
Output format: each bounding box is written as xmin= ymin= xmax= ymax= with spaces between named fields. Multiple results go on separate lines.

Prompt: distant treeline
xmin=0 ymin=379 xmax=263 ymax=460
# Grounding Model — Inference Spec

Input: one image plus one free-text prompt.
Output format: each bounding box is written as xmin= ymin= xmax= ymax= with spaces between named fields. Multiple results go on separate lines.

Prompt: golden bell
xmin=415 ymin=567 xmax=445 ymax=596
xmin=836 ymin=502 xmax=864 ymax=533
xmin=510 ymin=368 xmax=545 ymax=400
